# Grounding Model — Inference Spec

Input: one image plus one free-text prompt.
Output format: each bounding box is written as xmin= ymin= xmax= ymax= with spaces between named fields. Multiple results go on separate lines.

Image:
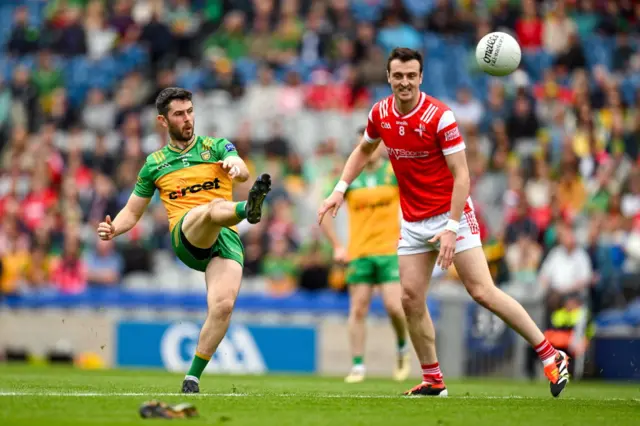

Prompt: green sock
xmin=353 ymin=356 xmax=364 ymax=366
xmin=398 ymin=337 xmax=407 ymax=352
xmin=235 ymin=201 xmax=247 ymax=219
xmin=186 ymin=352 xmax=210 ymax=379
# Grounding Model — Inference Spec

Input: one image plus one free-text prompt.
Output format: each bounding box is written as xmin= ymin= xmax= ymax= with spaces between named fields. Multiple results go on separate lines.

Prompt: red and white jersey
xmin=364 ymin=92 xmax=473 ymax=222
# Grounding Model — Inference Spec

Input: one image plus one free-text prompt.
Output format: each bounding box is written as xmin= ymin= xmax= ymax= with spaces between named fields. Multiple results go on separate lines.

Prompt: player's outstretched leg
xmin=399 ymin=252 xmax=448 ymax=397
xmin=453 ymin=247 xmax=570 ymax=398
xmin=182 ymin=257 xmax=243 ymax=393
xmin=180 ymin=173 xmax=272 ymax=253
xmin=380 ymin=282 xmax=410 ymax=381
xmin=208 ymin=173 xmax=271 ymax=227
xmin=245 ymin=173 xmax=271 ymax=224
xmin=345 ymin=284 xmax=372 ymax=383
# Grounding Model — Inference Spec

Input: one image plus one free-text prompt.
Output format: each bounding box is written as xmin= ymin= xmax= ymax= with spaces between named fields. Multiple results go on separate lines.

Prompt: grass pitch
xmin=0 ymin=364 xmax=638 ymax=425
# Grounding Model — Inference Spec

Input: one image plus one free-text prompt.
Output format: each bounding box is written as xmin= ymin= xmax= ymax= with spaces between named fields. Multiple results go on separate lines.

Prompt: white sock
xmin=398 ymin=343 xmax=409 ymax=356
xmin=351 ymin=364 xmax=366 ymax=374
xmin=184 ymin=375 xmax=200 ymax=383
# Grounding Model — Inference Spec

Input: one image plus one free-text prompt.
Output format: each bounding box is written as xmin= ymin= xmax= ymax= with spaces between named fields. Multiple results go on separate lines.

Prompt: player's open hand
xmin=429 ymin=230 xmax=456 ymax=270
xmin=216 ymin=159 xmax=241 ymax=179
xmin=318 ymin=192 xmax=344 ymax=225
xmin=97 ymin=215 xmax=115 ymax=241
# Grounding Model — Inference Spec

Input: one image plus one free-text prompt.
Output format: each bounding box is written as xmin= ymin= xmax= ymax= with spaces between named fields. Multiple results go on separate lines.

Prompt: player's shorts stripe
xmin=464 ymin=211 xmax=480 ymax=235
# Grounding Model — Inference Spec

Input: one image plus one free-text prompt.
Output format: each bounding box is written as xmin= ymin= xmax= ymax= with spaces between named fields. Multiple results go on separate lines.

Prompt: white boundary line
xmin=0 ymin=391 xmax=638 ymax=401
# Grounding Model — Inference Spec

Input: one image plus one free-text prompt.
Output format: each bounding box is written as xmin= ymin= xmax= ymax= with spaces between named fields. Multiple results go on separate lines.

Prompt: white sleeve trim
xmin=364 ymin=130 xmax=380 ymax=143
xmin=437 ymin=110 xmax=456 ymax=133
xmin=442 ymin=142 xmax=466 ymax=156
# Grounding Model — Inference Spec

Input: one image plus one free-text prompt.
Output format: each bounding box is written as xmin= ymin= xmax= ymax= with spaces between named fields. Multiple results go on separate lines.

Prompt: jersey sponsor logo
xmin=200 ymin=150 xmax=211 ymax=161
xmin=444 ymin=127 xmax=460 ymax=141
xmin=386 ymin=147 xmax=430 ymax=160
xmin=381 ymin=122 xmax=392 ymax=129
xmin=157 ymin=163 xmax=170 ymax=171
xmin=353 ymin=199 xmax=393 ymax=212
xmin=169 ymin=178 xmax=221 ymax=199
xmin=225 ymin=143 xmax=236 ymax=152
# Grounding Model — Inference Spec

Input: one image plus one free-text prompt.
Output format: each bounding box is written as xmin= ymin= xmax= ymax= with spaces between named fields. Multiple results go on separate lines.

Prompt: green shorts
xmin=171 ymin=212 xmax=245 ymax=272
xmin=345 ymin=255 xmax=399 ymax=285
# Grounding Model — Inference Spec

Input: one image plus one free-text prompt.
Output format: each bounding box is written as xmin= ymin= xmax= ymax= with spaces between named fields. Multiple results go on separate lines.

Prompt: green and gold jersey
xmin=134 ymin=135 xmax=239 ymax=232
xmin=328 ymin=160 xmax=400 ymax=259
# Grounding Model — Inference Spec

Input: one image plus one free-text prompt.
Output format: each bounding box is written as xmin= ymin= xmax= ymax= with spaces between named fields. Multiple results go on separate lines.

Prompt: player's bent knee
xmin=207 ymin=197 xmax=226 ymax=214
xmin=350 ymin=303 xmax=369 ymax=321
xmin=401 ymin=287 xmax=425 ymax=316
xmin=208 ymin=298 xmax=235 ymax=321
xmin=466 ymin=282 xmax=493 ymax=307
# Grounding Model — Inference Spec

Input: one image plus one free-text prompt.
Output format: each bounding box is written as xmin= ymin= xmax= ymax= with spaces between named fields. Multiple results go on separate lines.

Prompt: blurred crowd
xmin=0 ymin=0 xmax=638 ymax=324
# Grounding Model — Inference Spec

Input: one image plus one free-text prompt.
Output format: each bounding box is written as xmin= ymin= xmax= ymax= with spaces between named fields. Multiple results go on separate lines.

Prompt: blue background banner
xmin=116 ymin=321 xmax=317 ymax=374
xmin=594 ymin=337 xmax=640 ymax=381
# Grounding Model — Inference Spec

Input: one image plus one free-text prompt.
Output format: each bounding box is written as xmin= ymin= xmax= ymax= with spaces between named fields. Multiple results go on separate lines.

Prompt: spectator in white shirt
xmin=621 ymin=170 xmax=640 ymax=219
xmin=539 ymin=222 xmax=593 ymax=311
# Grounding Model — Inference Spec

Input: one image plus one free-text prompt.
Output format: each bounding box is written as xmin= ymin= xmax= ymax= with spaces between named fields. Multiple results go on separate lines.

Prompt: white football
xmin=475 ymin=32 xmax=521 ymax=77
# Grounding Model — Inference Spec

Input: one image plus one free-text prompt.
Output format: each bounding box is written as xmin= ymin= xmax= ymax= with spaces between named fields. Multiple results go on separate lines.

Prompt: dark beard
xmin=169 ymin=124 xmax=193 ymax=142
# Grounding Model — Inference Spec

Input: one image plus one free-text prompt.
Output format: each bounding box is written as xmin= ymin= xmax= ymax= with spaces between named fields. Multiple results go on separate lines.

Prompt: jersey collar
xmin=167 ymin=135 xmax=198 ymax=154
xmin=392 ymin=92 xmax=425 ymax=119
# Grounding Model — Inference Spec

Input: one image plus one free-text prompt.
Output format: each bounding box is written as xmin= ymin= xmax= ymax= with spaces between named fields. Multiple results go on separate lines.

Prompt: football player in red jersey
xmin=318 ymin=47 xmax=569 ymax=398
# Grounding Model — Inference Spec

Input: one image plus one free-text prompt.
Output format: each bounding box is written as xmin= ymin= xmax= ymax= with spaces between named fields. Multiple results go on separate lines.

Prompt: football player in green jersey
xmin=97 ymin=87 xmax=271 ymax=393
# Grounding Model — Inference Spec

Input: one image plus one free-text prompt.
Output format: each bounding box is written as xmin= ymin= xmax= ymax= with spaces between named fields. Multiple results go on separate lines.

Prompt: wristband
xmin=445 ymin=219 xmax=459 ymax=234
xmin=334 ymin=180 xmax=349 ymax=193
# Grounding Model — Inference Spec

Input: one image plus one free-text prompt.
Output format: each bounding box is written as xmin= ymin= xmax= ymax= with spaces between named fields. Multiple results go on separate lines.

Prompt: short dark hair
xmin=386 ymin=47 xmax=423 ymax=73
xmin=155 ymin=87 xmax=192 ymax=116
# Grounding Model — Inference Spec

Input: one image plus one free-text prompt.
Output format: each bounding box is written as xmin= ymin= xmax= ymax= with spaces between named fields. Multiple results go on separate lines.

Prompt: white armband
xmin=445 ymin=219 xmax=459 ymax=234
xmin=334 ymin=180 xmax=349 ymax=193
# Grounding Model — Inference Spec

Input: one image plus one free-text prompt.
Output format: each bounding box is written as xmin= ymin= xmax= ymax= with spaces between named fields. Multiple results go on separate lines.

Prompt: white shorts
xmin=398 ymin=211 xmax=482 ymax=256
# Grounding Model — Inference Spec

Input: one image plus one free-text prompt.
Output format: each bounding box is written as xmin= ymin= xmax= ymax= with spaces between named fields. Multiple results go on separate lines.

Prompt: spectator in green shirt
xmin=203 ymin=11 xmax=248 ymax=61
xmin=31 ymin=50 xmax=64 ymax=113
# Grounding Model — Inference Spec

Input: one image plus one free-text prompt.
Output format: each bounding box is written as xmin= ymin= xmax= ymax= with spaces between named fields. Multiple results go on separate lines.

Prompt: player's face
xmin=159 ymin=100 xmax=195 ymax=142
xmin=387 ymin=59 xmax=422 ymax=103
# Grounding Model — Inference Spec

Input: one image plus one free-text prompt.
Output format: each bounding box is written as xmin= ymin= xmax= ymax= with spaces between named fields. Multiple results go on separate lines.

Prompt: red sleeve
xmin=364 ymin=104 xmax=381 ymax=143
xmin=435 ymin=110 xmax=465 ymax=155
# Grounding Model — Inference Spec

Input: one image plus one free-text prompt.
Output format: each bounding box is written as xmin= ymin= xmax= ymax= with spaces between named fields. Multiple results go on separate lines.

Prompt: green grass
xmin=0 ymin=364 xmax=638 ymax=425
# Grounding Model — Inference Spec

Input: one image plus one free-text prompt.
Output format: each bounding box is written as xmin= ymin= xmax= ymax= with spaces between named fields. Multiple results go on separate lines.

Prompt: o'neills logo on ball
xmin=483 ymin=33 xmax=502 ymax=65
